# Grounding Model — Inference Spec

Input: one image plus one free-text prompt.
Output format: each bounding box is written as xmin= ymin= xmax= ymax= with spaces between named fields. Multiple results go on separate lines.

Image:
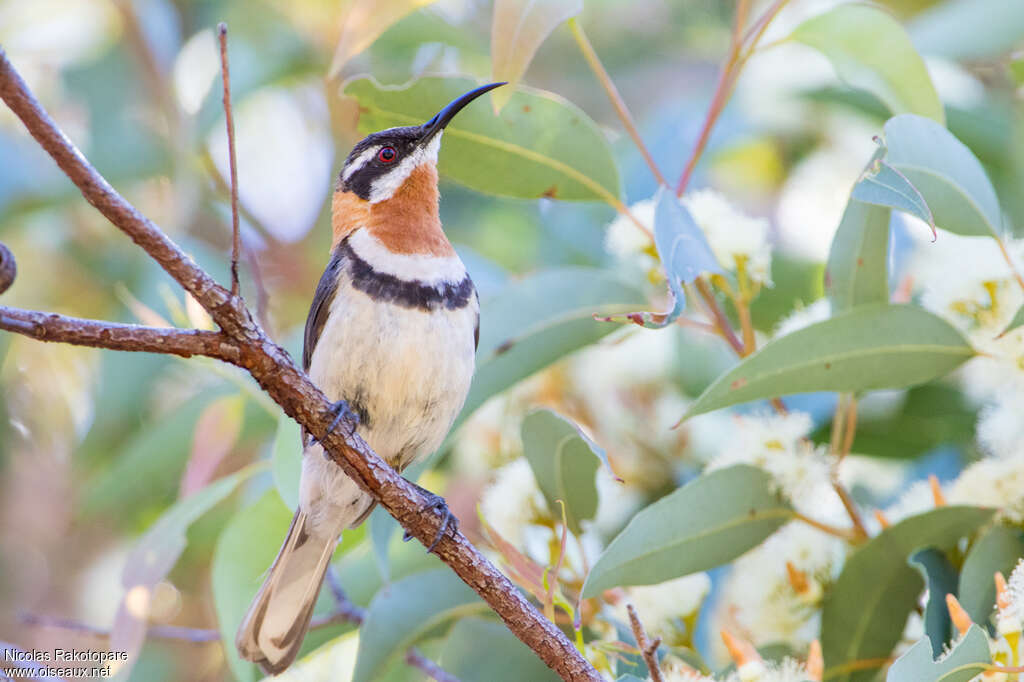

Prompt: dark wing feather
xmin=303 ymin=246 xmax=345 ymax=371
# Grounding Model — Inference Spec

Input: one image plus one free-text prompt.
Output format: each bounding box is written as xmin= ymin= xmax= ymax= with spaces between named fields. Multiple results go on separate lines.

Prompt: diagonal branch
xmin=0 ymin=46 xmax=599 ymax=682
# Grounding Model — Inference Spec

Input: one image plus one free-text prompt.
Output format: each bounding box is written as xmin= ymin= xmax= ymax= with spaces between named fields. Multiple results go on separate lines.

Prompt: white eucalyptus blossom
xmin=949 ymin=458 xmax=1024 ymax=523
xmin=606 ymin=198 xmax=656 ymax=263
xmin=480 ymin=458 xmax=550 ymax=547
xmin=612 ymin=573 xmax=712 ymax=644
xmin=715 ymin=522 xmax=845 ymax=652
xmin=703 ymin=412 xmax=834 ymax=512
xmin=773 ymin=298 xmax=831 ymax=338
xmin=977 ymin=389 xmax=1024 ymax=459
xmin=683 ymin=189 xmax=773 ymax=287
xmin=1008 ymin=559 xmax=1024 ymax=625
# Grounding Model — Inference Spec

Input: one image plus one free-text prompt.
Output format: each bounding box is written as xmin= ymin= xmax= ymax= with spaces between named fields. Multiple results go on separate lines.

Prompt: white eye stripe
xmin=367 ymin=133 xmax=442 ymax=203
xmin=341 ymin=146 xmax=379 ymax=182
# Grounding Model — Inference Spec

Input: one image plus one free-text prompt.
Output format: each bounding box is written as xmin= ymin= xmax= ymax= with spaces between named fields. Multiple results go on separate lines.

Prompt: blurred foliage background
xmin=1 ymin=0 xmax=1024 ymax=680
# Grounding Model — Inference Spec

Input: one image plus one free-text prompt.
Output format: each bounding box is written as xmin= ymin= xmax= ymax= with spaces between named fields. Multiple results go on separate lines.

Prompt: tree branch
xmin=626 ymin=604 xmax=664 ymax=682
xmin=0 ymin=46 xmax=599 ymax=682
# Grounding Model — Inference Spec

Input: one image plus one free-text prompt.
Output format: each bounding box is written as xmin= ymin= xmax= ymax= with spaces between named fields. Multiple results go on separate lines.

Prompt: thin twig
xmin=675 ymin=0 xmax=790 ymax=197
xmin=792 ymin=512 xmax=860 ymax=542
xmin=693 ymin=278 xmax=744 ymax=355
xmin=217 ymin=23 xmax=241 ymax=297
xmin=832 ymin=484 xmax=869 ymax=541
xmin=406 ymin=648 xmax=462 ymax=682
xmin=0 ymin=46 xmax=600 ymax=681
xmin=995 ymin=234 xmax=1024 ymax=293
xmin=19 ymin=612 xmax=220 ymax=643
xmin=568 ymin=18 xmax=668 ymax=187
xmin=325 ymin=567 xmax=368 ymax=625
xmin=839 ymin=396 xmax=858 ymax=462
xmin=626 ymin=604 xmax=664 ymax=682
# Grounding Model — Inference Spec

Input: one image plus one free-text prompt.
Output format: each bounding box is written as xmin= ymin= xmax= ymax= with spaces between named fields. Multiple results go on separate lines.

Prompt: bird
xmin=235 ymin=81 xmax=504 ymax=675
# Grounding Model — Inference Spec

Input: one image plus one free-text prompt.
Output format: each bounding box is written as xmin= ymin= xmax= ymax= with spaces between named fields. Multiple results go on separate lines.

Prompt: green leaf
xmin=959 ymin=524 xmax=1024 ymax=625
xmin=909 ymin=548 xmax=958 ymax=656
xmin=882 ymin=114 xmax=1003 ymax=237
xmin=789 ymin=3 xmax=944 ymax=123
xmin=811 ymin=383 xmax=977 ymax=459
xmin=999 ymin=303 xmax=1024 ymax=338
xmin=490 ymin=0 xmax=581 ymax=112
xmin=599 ymin=187 xmax=722 ymax=328
xmin=909 ymin=0 xmax=1024 ymax=60
xmin=582 ymin=465 xmax=793 ymax=598
xmin=851 ymin=154 xmax=936 ymax=236
xmin=271 ymin=413 xmax=302 ymax=512
xmin=212 ymin=490 xmax=295 ymax=682
xmin=111 ymin=466 xmax=262 ymax=681
xmin=342 ymin=76 xmax=620 ymax=201
xmin=685 ymin=304 xmax=975 ymax=418
xmin=886 ymin=625 xmax=991 ymax=682
xmin=456 ymin=267 xmax=646 ymax=428
xmin=439 ymin=617 xmax=560 ymax=682
xmin=822 ymin=506 xmax=995 ymax=682
xmin=826 ymin=199 xmax=891 ymax=312
xmin=520 ymin=410 xmax=600 ymax=535
xmin=353 ymin=568 xmax=488 ymax=682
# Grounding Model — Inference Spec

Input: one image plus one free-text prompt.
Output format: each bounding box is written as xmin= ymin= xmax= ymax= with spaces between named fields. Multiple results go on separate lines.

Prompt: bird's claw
xmin=312 ymin=399 xmax=360 ymax=453
xmin=402 ymin=484 xmax=458 ymax=553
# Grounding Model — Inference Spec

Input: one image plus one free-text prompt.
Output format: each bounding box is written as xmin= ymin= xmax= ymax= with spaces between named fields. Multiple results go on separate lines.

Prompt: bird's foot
xmin=312 ymin=399 xmax=360 ymax=453
xmin=402 ymin=483 xmax=458 ymax=553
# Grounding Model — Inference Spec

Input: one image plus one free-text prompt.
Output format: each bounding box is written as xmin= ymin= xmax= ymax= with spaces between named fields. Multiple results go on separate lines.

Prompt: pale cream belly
xmin=299 ymin=278 xmax=476 ymax=536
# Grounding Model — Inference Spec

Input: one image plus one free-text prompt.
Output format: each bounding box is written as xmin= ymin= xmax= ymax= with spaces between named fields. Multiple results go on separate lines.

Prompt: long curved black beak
xmin=419 ymin=82 xmax=506 ymax=141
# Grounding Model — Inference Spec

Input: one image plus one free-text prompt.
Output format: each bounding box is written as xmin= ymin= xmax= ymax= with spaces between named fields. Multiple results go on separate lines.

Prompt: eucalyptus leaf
xmin=909 ymin=548 xmax=958 ymax=656
xmin=685 ymin=304 xmax=974 ymax=418
xmin=790 ymin=3 xmax=944 ymax=123
xmin=886 ymin=625 xmax=990 ymax=682
xmin=343 ymin=76 xmax=620 ymax=201
xmin=851 ymin=155 xmax=935 ymax=237
xmin=910 ymin=0 xmax=1024 ymax=60
xmin=520 ymin=409 xmax=600 ymax=535
xmin=822 ymin=506 xmax=995 ymax=682
xmin=882 ymin=114 xmax=1003 ymax=237
xmin=112 ymin=466 xmax=261 ymax=681
xmin=271 ymin=413 xmax=302 ymax=512
xmin=439 ymin=617 xmax=560 ymax=682
xmin=329 ymin=0 xmax=440 ymax=76
xmin=825 ymin=199 xmax=891 ymax=312
xmin=959 ymin=524 xmax=1024 ymax=625
xmin=582 ymin=465 xmax=793 ymax=598
xmin=599 ymin=187 xmax=721 ymax=328
xmin=490 ymin=0 xmax=581 ymax=111
xmin=456 ymin=267 xmax=646 ymax=429
xmin=353 ymin=569 xmax=488 ymax=682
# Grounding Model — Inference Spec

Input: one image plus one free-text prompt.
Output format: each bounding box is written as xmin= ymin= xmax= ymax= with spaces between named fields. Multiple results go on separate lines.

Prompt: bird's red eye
xmin=378 ymin=146 xmax=397 ymax=163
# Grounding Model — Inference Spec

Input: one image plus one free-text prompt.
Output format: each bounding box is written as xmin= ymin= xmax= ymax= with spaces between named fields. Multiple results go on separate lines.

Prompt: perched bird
xmin=236 ymin=82 xmax=504 ymax=675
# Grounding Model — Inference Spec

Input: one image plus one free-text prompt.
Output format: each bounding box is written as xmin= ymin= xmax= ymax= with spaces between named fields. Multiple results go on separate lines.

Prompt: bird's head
xmin=336 ymin=82 xmax=505 ymax=204
xmin=331 ymin=82 xmax=503 ymax=254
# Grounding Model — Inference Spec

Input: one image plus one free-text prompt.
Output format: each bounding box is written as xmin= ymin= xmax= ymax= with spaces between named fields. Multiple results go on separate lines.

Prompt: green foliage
xmin=789 ymin=3 xmax=944 ymax=123
xmin=886 ymin=625 xmax=991 ymax=682
xmin=825 ymin=199 xmax=891 ymax=312
xmin=878 ymin=114 xmax=1004 ymax=237
xmin=458 ymin=267 xmax=646 ymax=426
xmin=343 ymin=76 xmax=620 ymax=201
xmin=352 ymin=569 xmax=489 ymax=682
xmin=909 ymin=548 xmax=958 ymax=655
xmin=272 ymin=413 xmax=303 ymax=512
xmin=958 ymin=524 xmax=1024 ymax=625
xmin=438 ymin=617 xmax=561 ymax=682
xmin=520 ymin=410 xmax=600 ymax=535
xmin=822 ymin=506 xmax=995 ymax=682
xmin=582 ymin=465 xmax=793 ymax=598
xmin=686 ymin=304 xmax=975 ymax=418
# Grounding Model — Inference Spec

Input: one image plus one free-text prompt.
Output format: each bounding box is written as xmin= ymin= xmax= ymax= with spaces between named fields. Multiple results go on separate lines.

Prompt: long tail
xmin=235 ymin=510 xmax=336 ymax=675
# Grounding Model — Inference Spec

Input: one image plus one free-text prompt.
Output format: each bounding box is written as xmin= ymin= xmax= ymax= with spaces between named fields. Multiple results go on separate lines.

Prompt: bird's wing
xmin=303 ymin=245 xmax=345 ymax=372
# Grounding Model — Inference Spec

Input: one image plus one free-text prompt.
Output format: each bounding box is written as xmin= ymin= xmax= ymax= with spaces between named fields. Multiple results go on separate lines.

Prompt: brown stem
xmin=0 ymin=47 xmax=599 ymax=682
xmin=792 ymin=512 xmax=859 ymax=542
xmin=568 ymin=18 xmax=668 ymax=187
xmin=217 ymin=23 xmax=242 ymax=297
xmin=694 ymin=278 xmax=744 ymax=355
xmin=833 ymin=483 xmax=869 ymax=542
xmin=626 ymin=604 xmax=664 ymax=682
xmin=406 ymin=648 xmax=461 ymax=682
xmin=995 ymin=235 xmax=1024 ymax=293
xmin=674 ymin=0 xmax=790 ymax=197
xmin=839 ymin=396 xmax=858 ymax=462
